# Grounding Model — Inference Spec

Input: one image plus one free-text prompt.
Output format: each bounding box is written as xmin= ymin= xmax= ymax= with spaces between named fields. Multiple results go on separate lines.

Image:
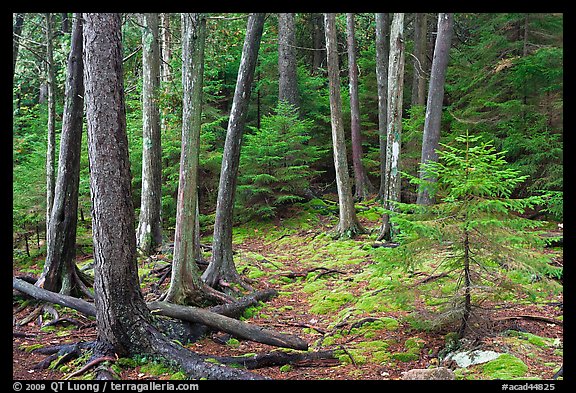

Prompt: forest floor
xmin=12 ymin=197 xmax=564 ymax=381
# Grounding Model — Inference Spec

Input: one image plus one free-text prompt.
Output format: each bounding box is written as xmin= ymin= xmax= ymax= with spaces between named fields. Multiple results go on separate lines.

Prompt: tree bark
xmin=324 ymin=13 xmax=364 ymax=239
xmin=82 ymin=14 xmax=265 ymax=379
xmin=346 ymin=13 xmax=375 ymax=201
xmin=417 ymin=13 xmax=453 ymax=206
xmin=310 ymin=13 xmax=325 ymax=75
xmin=378 ymin=13 xmax=405 ymax=241
xmin=136 ymin=13 xmax=163 ymax=255
xmin=166 ymin=13 xmax=227 ymax=306
xmin=45 ymin=13 xmax=56 ymax=235
xmin=203 ymin=13 xmax=266 ymax=289
xmin=13 ymin=13 xmax=25 ymax=81
xmin=411 ymin=13 xmax=428 ymax=107
xmin=37 ymin=13 xmax=87 ymax=296
xmin=278 ymin=13 xmax=299 ymax=111
xmin=160 ymin=13 xmax=172 ymax=84
xmin=375 ymin=13 xmax=390 ymax=200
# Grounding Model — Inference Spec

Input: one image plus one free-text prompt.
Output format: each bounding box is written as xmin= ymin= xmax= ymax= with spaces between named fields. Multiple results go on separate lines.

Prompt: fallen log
xmin=148 ymin=300 xmax=308 ymax=350
xmin=14 ymin=278 xmax=305 ymax=350
xmin=13 ymin=277 xmax=96 ymax=317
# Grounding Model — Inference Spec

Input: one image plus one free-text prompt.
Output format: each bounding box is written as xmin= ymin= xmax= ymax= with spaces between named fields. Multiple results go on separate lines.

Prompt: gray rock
xmin=402 ymin=367 xmax=455 ymax=380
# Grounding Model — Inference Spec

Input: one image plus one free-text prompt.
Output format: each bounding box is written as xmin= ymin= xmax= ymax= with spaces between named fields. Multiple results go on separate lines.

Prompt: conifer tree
xmin=390 ymin=131 xmax=552 ymax=337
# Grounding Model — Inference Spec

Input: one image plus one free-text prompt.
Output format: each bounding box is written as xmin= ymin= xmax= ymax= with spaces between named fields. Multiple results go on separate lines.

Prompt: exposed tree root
xmin=278 ymin=267 xmax=346 ymax=280
xmin=64 ymin=356 xmax=116 ymax=380
xmin=200 ymin=349 xmax=339 ymax=369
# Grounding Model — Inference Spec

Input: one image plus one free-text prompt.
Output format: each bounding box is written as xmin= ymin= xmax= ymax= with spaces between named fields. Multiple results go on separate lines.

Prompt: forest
xmin=12 ymin=12 xmax=563 ymax=382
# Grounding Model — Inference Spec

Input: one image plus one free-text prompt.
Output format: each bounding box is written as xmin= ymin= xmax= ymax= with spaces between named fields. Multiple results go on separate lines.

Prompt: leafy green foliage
xmin=236 ymin=102 xmax=325 ymax=221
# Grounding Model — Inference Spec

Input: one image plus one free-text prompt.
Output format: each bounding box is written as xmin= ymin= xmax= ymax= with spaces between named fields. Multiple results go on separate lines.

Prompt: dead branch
xmin=278 ymin=267 xmax=346 ymax=280
xmin=493 ymin=314 xmax=563 ymax=326
xmin=410 ymin=272 xmax=450 ymax=288
xmin=64 ymin=356 xmax=116 ymax=380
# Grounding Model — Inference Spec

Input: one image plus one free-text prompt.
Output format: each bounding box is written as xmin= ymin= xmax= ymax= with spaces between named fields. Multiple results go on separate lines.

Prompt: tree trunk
xmin=310 ymin=13 xmax=324 ymax=75
xmin=82 ymin=14 xmax=264 ymax=380
xmin=136 ymin=13 xmax=163 ymax=255
xmin=411 ymin=13 xmax=428 ymax=107
xmin=45 ymin=13 xmax=56 ymax=235
xmin=166 ymin=13 xmax=227 ymax=306
xmin=378 ymin=13 xmax=405 ymax=241
xmin=346 ymin=13 xmax=374 ymax=201
xmin=37 ymin=13 xmax=87 ymax=296
xmin=160 ymin=13 xmax=172 ymax=84
xmin=375 ymin=13 xmax=390 ymax=200
xmin=324 ymin=13 xmax=364 ymax=239
xmin=278 ymin=13 xmax=299 ymax=111
xmin=13 ymin=13 xmax=25 ymax=81
xmin=202 ymin=13 xmax=266 ymax=289
xmin=416 ymin=13 xmax=453 ymax=206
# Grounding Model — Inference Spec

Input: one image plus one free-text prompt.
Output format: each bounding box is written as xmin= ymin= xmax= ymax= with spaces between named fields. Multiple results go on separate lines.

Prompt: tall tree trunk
xmin=324 ymin=13 xmax=364 ymax=239
xmin=411 ymin=13 xmax=427 ymax=107
xmin=37 ymin=13 xmax=87 ymax=296
xmin=346 ymin=13 xmax=374 ymax=201
xmin=310 ymin=13 xmax=325 ymax=75
xmin=13 ymin=13 xmax=25 ymax=81
xmin=416 ymin=13 xmax=453 ymax=206
xmin=278 ymin=13 xmax=299 ymax=111
xmin=166 ymin=14 xmax=228 ymax=306
xmin=378 ymin=13 xmax=405 ymax=241
xmin=136 ymin=13 xmax=163 ymax=255
xmin=61 ymin=13 xmax=71 ymax=34
xmin=375 ymin=13 xmax=390 ymax=200
xmin=202 ymin=13 xmax=266 ymax=290
xmin=83 ymin=12 xmax=155 ymax=357
xmin=160 ymin=13 xmax=172 ymax=84
xmin=82 ymin=13 xmax=266 ymax=380
xmin=45 ymin=13 xmax=56 ymax=235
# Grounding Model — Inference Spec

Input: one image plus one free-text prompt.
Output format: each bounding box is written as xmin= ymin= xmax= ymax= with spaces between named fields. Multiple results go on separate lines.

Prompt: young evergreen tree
xmin=391 ymin=131 xmax=553 ymax=337
xmin=236 ymin=102 xmax=323 ymax=220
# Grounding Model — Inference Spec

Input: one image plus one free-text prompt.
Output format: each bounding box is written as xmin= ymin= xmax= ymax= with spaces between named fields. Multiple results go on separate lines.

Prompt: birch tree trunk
xmin=417 ymin=13 xmax=453 ymax=206
xmin=202 ymin=13 xmax=266 ymax=289
xmin=136 ymin=13 xmax=163 ymax=255
xmin=324 ymin=13 xmax=364 ymax=239
xmin=278 ymin=13 xmax=299 ymax=110
xmin=346 ymin=13 xmax=374 ymax=201
xmin=375 ymin=13 xmax=390 ymax=200
xmin=37 ymin=13 xmax=87 ymax=296
xmin=45 ymin=13 xmax=56 ymax=235
xmin=378 ymin=13 xmax=405 ymax=241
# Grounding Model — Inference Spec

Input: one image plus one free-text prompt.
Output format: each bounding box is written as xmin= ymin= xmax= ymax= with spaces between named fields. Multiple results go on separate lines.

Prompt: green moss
xmin=505 ymin=330 xmax=554 ymax=348
xmin=279 ymin=364 xmax=293 ymax=372
xmin=169 ymin=371 xmax=187 ymax=380
xmin=309 ymin=290 xmax=355 ymax=314
xmin=482 ymin=354 xmax=528 ymax=379
xmin=19 ymin=343 xmax=45 ymax=352
xmin=139 ymin=361 xmax=174 ymax=376
xmin=226 ymin=338 xmax=241 ymax=348
xmin=391 ymin=352 xmax=419 ymax=362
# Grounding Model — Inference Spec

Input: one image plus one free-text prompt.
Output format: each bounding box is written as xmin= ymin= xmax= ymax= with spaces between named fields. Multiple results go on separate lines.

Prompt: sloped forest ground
xmin=13 ymin=197 xmax=563 ymax=381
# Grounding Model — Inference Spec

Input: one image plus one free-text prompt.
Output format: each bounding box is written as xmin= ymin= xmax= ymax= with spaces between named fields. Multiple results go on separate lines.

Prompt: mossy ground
xmin=13 ymin=197 xmax=563 ymax=380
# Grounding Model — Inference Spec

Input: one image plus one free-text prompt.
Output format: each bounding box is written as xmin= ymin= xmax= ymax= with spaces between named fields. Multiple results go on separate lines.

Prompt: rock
xmin=401 ymin=367 xmax=455 ymax=380
xmin=445 ymin=349 xmax=502 ymax=368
